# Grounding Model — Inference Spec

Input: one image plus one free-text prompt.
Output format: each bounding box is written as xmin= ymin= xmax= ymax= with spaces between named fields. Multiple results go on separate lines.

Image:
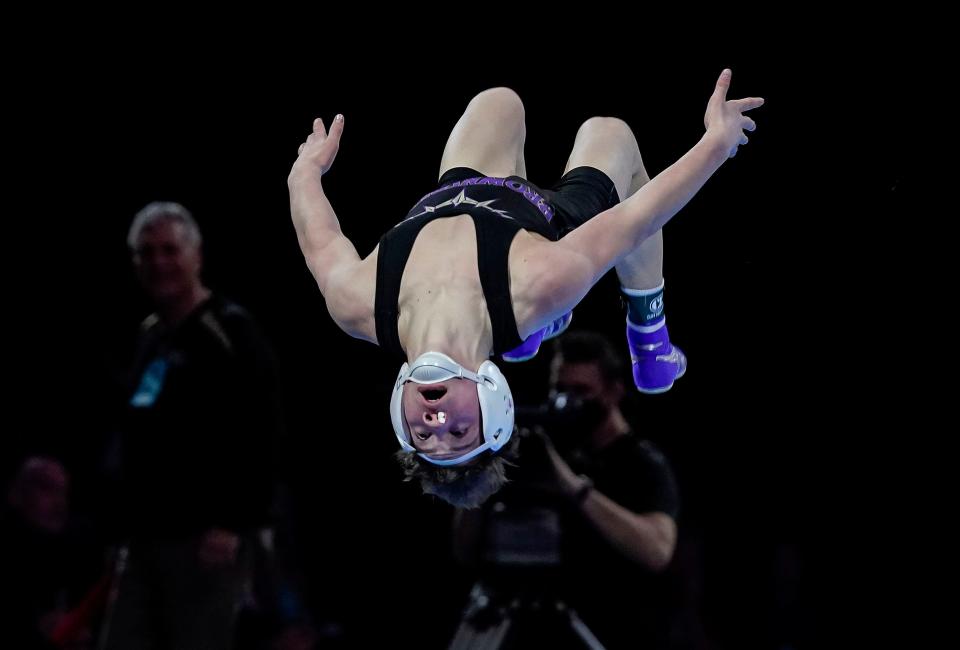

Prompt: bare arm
xmin=577 ymin=493 xmax=677 ymax=571
xmin=288 ymin=115 xmax=375 ymax=340
xmin=534 ymin=69 xmax=764 ymax=320
xmin=543 ymin=435 xmax=677 ymax=571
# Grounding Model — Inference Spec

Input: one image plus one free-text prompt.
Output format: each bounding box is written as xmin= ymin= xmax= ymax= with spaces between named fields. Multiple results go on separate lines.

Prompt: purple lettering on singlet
xmin=414 ymin=176 xmax=554 ymax=221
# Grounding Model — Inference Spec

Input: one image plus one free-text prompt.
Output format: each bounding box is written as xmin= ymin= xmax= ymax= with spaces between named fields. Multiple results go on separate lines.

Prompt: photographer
xmin=452 ymin=330 xmax=681 ymax=649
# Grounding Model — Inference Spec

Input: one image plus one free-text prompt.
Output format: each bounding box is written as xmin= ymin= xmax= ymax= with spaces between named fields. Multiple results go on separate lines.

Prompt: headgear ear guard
xmin=390 ymin=352 xmax=514 ymax=466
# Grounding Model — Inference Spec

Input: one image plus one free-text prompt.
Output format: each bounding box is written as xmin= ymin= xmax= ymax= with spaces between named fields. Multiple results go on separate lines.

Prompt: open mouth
xmin=419 ymin=386 xmax=447 ymax=402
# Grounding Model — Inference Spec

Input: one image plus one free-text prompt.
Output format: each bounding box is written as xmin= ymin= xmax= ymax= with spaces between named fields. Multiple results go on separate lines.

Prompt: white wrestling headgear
xmin=390 ymin=351 xmax=514 ymax=466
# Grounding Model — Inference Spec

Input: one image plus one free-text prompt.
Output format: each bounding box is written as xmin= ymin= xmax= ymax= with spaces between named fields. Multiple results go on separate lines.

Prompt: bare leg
xmin=562 ymin=117 xmax=661 ymax=290
xmin=562 ymin=117 xmax=685 ymax=393
xmin=439 ymin=87 xmax=528 ymax=180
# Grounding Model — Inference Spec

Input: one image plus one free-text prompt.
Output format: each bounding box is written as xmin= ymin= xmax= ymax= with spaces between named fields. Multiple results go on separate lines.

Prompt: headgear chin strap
xmin=390 ymin=351 xmax=514 ymax=466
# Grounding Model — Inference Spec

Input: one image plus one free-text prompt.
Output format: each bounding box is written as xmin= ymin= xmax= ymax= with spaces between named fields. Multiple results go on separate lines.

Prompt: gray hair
xmin=127 ymin=201 xmax=203 ymax=250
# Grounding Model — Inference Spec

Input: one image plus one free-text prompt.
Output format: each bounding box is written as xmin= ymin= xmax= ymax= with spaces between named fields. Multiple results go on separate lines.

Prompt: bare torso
xmin=348 ymin=214 xmax=555 ymax=361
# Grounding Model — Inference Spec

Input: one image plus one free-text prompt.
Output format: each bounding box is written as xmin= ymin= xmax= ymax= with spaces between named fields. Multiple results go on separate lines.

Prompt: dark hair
xmin=552 ymin=330 xmax=625 ymax=384
xmin=395 ymin=435 xmax=520 ymax=509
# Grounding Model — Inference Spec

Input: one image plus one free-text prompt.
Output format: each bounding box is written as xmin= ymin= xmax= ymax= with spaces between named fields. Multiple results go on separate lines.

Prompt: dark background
xmin=4 ymin=28 xmax=919 ymax=648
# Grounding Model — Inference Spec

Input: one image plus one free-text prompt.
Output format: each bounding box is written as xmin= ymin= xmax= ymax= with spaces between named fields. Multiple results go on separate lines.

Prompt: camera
xmin=514 ymin=391 xmax=605 ymax=465
xmin=515 ymin=391 xmax=605 ymax=438
xmin=469 ymin=392 xmax=604 ymax=570
xmin=448 ymin=392 xmax=611 ymax=648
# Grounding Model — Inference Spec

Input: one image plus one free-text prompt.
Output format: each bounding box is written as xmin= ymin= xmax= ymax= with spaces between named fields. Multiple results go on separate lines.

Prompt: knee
xmin=577 ymin=116 xmax=635 ymax=141
xmin=469 ymin=87 xmax=526 ymax=122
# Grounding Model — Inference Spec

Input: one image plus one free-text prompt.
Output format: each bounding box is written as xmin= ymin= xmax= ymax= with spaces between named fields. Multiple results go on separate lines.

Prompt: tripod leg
xmin=561 ymin=603 xmax=608 ymax=650
xmin=448 ymin=618 xmax=480 ymax=650
xmin=485 ymin=615 xmax=512 ymax=650
xmin=96 ymin=545 xmax=130 ymax=650
xmin=448 ymin=612 xmax=512 ymax=650
xmin=449 ymin=583 xmax=514 ymax=650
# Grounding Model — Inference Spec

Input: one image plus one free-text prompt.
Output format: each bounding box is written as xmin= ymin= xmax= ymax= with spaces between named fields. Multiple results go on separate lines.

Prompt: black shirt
xmin=119 ymin=295 xmax=281 ymax=537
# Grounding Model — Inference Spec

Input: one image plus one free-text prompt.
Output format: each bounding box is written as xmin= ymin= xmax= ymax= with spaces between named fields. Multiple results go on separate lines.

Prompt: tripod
xmin=448 ymin=581 xmax=607 ymax=650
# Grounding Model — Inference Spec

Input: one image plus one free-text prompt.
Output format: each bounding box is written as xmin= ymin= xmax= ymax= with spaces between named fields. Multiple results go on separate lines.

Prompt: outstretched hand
xmin=704 ymin=69 xmax=764 ymax=159
xmin=292 ymin=114 xmax=345 ymax=177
